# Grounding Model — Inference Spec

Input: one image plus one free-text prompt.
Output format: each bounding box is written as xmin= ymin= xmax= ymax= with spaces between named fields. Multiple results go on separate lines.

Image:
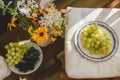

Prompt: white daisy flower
xmin=17 ymin=0 xmax=38 ymax=17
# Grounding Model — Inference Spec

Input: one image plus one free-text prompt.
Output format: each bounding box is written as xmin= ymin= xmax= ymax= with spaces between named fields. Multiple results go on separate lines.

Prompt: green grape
xmin=14 ymin=43 xmax=19 ymax=47
xmin=85 ymin=43 xmax=90 ymax=48
xmin=17 ymin=50 xmax=22 ymax=54
xmin=23 ymin=43 xmax=28 ymax=48
xmin=106 ymin=48 xmax=110 ymax=54
xmin=95 ymin=51 xmax=99 ymax=54
xmin=84 ymin=27 xmax=88 ymax=32
xmin=102 ymin=46 xmax=106 ymax=51
xmin=11 ymin=48 xmax=15 ymax=52
xmin=6 ymin=53 xmax=10 ymax=57
xmin=15 ymin=47 xmax=20 ymax=51
xmin=8 ymin=56 xmax=12 ymax=60
xmin=90 ymin=42 xmax=95 ymax=47
xmin=87 ymin=38 xmax=92 ymax=43
xmin=11 ymin=52 xmax=16 ymax=56
xmin=16 ymin=57 xmax=22 ymax=62
xmin=23 ymin=49 xmax=27 ymax=53
xmin=5 ymin=45 xmax=9 ymax=49
xmin=81 ymin=23 xmax=112 ymax=55
xmin=5 ymin=59 xmax=9 ymax=63
xmin=94 ymin=34 xmax=99 ymax=38
xmin=11 ymin=59 xmax=15 ymax=64
xmin=94 ymin=29 xmax=100 ymax=34
xmin=13 ymin=56 xmax=17 ymax=60
xmin=9 ymin=42 xmax=14 ymax=47
xmin=8 ymin=62 xmax=13 ymax=66
xmin=95 ymin=44 xmax=99 ymax=49
xmin=106 ymin=44 xmax=111 ymax=49
xmin=91 ymin=25 xmax=97 ymax=31
xmin=81 ymin=36 xmax=87 ymax=41
xmin=102 ymin=41 xmax=106 ymax=45
xmin=83 ymin=32 xmax=88 ymax=37
xmin=20 ymin=55 xmax=23 ymax=59
xmin=103 ymin=32 xmax=107 ymax=36
xmin=90 ymin=50 xmax=94 ymax=54
xmin=91 ymin=33 xmax=95 ymax=38
xmin=16 ymin=52 xmax=21 ymax=57
xmin=96 ymin=41 xmax=100 ymax=45
xmin=14 ymin=60 xmax=19 ymax=65
xmin=4 ymin=42 xmax=29 ymax=66
xmin=7 ymin=49 xmax=12 ymax=53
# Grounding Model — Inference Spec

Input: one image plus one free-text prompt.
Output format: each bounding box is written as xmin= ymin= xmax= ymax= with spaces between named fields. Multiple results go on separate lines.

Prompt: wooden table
xmin=0 ymin=26 xmax=64 ymax=80
xmin=0 ymin=1 xmax=119 ymax=80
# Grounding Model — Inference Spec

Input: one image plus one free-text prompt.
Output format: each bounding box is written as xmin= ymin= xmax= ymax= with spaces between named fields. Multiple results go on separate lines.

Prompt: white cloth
xmin=0 ymin=56 xmax=11 ymax=80
xmin=65 ymin=7 xmax=120 ymax=79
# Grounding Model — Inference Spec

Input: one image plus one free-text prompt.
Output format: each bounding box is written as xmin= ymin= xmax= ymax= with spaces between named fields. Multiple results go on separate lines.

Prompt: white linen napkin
xmin=65 ymin=7 xmax=120 ymax=79
xmin=0 ymin=56 xmax=11 ymax=80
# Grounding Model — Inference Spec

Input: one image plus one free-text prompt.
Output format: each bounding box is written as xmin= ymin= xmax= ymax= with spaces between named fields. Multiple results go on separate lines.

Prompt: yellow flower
xmin=54 ymin=30 xmax=62 ymax=37
xmin=31 ymin=27 xmax=48 ymax=44
xmin=49 ymin=37 xmax=56 ymax=44
xmin=7 ymin=17 xmax=17 ymax=30
xmin=11 ymin=17 xmax=17 ymax=23
xmin=19 ymin=77 xmax=27 ymax=80
xmin=46 ymin=7 xmax=53 ymax=12
xmin=28 ymin=26 xmax=34 ymax=35
xmin=54 ymin=22 xmax=61 ymax=29
xmin=50 ymin=27 xmax=62 ymax=37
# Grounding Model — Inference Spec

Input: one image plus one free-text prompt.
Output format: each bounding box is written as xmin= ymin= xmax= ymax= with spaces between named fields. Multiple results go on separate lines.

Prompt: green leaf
xmin=0 ymin=0 xmax=4 ymax=9
xmin=2 ymin=1 xmax=12 ymax=15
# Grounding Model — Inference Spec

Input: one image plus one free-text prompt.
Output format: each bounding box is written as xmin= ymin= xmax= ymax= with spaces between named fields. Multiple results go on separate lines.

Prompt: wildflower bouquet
xmin=0 ymin=0 xmax=67 ymax=46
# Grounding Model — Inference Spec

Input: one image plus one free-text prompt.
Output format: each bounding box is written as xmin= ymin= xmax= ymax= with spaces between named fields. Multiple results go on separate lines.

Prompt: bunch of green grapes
xmin=81 ymin=23 xmax=112 ymax=55
xmin=5 ymin=42 xmax=28 ymax=66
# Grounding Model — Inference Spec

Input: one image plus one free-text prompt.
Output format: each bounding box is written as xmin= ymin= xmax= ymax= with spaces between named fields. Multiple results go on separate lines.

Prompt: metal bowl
xmin=74 ymin=21 xmax=119 ymax=61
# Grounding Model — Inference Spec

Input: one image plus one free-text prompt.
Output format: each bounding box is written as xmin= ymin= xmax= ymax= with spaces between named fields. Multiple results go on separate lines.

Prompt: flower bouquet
xmin=0 ymin=0 xmax=67 ymax=47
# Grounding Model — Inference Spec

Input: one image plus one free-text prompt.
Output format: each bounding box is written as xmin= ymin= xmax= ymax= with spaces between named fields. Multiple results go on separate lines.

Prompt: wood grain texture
xmin=107 ymin=0 xmax=120 ymax=8
xmin=59 ymin=72 xmax=120 ymax=80
xmin=55 ymin=0 xmax=111 ymax=9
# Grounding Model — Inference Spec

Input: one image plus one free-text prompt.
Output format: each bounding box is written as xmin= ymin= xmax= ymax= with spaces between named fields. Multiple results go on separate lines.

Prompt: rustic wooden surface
xmin=59 ymin=72 xmax=120 ymax=80
xmin=55 ymin=0 xmax=119 ymax=9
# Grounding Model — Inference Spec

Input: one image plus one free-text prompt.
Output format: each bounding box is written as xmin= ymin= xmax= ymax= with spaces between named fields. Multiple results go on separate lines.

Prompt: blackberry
xmin=15 ymin=47 xmax=40 ymax=72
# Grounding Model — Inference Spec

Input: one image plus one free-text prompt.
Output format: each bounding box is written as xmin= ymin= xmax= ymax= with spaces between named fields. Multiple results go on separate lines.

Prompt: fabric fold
xmin=65 ymin=7 xmax=120 ymax=78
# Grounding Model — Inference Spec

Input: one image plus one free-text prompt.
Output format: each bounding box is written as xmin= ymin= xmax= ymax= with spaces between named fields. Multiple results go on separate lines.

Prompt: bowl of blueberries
xmin=5 ymin=40 xmax=43 ymax=75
